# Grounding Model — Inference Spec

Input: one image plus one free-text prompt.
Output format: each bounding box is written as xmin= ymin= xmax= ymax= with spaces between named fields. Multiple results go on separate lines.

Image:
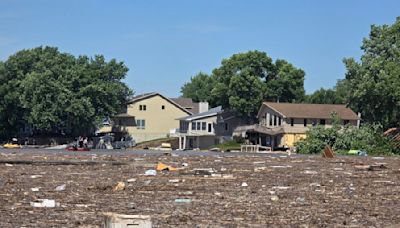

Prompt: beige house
xmin=234 ymin=102 xmax=360 ymax=149
xmin=100 ymin=92 xmax=209 ymax=143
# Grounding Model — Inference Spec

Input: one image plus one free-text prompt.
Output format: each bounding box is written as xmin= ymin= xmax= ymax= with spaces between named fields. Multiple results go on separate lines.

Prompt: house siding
xmin=126 ymin=95 xmax=189 ymax=143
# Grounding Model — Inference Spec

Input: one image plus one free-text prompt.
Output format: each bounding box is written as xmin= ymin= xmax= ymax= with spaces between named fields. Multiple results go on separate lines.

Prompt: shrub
xmin=296 ymin=115 xmax=398 ymax=155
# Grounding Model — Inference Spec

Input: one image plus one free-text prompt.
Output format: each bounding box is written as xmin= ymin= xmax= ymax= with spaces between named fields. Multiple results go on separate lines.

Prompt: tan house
xmin=234 ymin=102 xmax=360 ymax=149
xmin=99 ymin=92 xmax=210 ymax=143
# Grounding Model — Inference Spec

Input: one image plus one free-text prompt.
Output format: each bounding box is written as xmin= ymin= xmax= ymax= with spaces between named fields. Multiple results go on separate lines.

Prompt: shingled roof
xmin=170 ymin=98 xmax=200 ymax=114
xmin=260 ymin=102 xmax=360 ymax=120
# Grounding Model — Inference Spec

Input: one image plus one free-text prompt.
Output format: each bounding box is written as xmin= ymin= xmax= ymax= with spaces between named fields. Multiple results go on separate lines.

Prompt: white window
xmin=202 ymin=122 xmax=206 ymax=131
xmin=136 ymin=119 xmax=145 ymax=129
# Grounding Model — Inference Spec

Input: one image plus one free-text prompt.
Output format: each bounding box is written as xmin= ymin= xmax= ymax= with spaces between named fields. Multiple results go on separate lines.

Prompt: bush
xmin=296 ymin=116 xmax=398 ymax=155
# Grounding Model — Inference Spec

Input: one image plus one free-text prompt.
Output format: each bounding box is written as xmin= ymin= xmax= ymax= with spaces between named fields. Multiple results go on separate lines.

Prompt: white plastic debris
xmin=5 ymin=163 xmax=13 ymax=167
xmin=31 ymin=187 xmax=40 ymax=192
xmin=271 ymin=195 xmax=279 ymax=201
xmin=30 ymin=199 xmax=59 ymax=208
xmin=303 ymin=170 xmax=318 ymax=174
xmin=241 ymin=182 xmax=248 ymax=187
xmin=127 ymin=178 xmax=137 ymax=183
xmin=55 ymin=184 xmax=66 ymax=191
xmin=30 ymin=175 xmax=42 ymax=179
xmin=144 ymin=170 xmax=157 ymax=176
xmin=272 ymin=186 xmax=290 ymax=190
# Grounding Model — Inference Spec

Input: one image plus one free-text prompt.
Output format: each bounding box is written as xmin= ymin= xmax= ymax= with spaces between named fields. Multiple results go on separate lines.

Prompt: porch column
xmin=197 ymin=136 xmax=200 ymax=149
xmin=179 ymin=136 xmax=182 ymax=150
xmin=258 ymin=135 xmax=261 ymax=146
xmin=183 ymin=136 xmax=186 ymax=150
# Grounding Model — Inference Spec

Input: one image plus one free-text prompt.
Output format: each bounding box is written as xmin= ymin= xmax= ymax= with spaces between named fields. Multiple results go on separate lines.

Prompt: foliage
xmin=296 ymin=114 xmax=398 ymax=155
xmin=305 ymin=79 xmax=349 ymax=104
xmin=180 ymin=72 xmax=214 ymax=102
xmin=343 ymin=17 xmax=400 ymax=128
xmin=265 ymin=59 xmax=305 ymax=103
xmin=181 ymin=51 xmax=305 ymax=121
xmin=212 ymin=140 xmax=241 ymax=151
xmin=0 ymin=46 xmax=132 ymax=138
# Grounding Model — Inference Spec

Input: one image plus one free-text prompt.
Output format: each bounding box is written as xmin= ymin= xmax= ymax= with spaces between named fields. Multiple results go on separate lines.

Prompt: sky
xmin=0 ymin=1 xmax=399 ymax=97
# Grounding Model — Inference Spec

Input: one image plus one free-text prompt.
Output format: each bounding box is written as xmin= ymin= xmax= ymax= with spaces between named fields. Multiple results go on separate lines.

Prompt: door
xmin=207 ymin=123 xmax=212 ymax=133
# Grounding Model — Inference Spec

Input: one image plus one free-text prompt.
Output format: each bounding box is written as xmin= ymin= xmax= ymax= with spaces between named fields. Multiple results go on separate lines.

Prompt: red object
xmin=66 ymin=146 xmax=91 ymax=152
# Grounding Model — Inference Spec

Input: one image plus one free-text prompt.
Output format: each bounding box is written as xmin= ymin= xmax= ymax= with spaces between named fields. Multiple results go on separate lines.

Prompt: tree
xmin=210 ymin=50 xmax=274 ymax=111
xmin=344 ymin=17 xmax=400 ymax=128
xmin=0 ymin=46 xmax=132 ymax=138
xmin=183 ymin=50 xmax=305 ymax=121
xmin=180 ymin=72 xmax=214 ymax=102
xmin=265 ymin=59 xmax=305 ymax=102
xmin=305 ymin=79 xmax=349 ymax=104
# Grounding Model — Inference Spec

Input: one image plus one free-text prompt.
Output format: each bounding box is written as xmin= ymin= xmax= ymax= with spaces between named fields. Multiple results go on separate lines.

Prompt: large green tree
xmin=181 ymin=51 xmax=305 ymax=121
xmin=344 ymin=17 xmax=400 ymax=128
xmin=180 ymin=72 xmax=214 ymax=102
xmin=265 ymin=59 xmax=305 ymax=102
xmin=0 ymin=46 xmax=132 ymax=138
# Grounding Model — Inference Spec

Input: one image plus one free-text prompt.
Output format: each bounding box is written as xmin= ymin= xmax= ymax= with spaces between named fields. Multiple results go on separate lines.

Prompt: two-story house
xmin=234 ymin=102 xmax=360 ymax=149
xmin=99 ymin=92 xmax=208 ymax=143
xmin=173 ymin=107 xmax=243 ymax=150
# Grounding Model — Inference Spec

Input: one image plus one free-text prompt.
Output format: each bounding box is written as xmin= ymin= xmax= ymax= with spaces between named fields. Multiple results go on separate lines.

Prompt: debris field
xmin=0 ymin=151 xmax=399 ymax=227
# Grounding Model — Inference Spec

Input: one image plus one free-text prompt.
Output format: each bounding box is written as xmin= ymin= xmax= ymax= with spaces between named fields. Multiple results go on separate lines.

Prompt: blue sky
xmin=0 ymin=1 xmax=399 ymax=97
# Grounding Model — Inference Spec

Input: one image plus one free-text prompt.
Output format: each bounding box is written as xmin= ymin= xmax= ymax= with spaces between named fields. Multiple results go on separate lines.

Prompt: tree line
xmin=0 ymin=46 xmax=132 ymax=139
xmin=181 ymin=17 xmax=400 ymax=129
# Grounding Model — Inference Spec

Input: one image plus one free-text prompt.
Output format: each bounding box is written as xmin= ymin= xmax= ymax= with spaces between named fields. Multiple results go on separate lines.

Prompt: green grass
xmin=211 ymin=141 xmax=241 ymax=151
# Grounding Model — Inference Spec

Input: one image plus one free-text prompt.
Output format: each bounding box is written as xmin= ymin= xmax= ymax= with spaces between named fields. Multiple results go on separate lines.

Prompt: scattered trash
xmin=372 ymin=157 xmax=385 ymax=160
xmin=348 ymin=149 xmax=368 ymax=156
xmin=169 ymin=179 xmax=180 ymax=183
xmin=354 ymin=164 xmax=388 ymax=171
xmin=31 ymin=187 xmax=40 ymax=192
xmin=322 ymin=145 xmax=335 ymax=158
xmin=270 ymin=196 xmax=279 ymax=201
xmin=30 ymin=199 xmax=59 ymax=208
xmin=209 ymin=147 xmax=221 ymax=152
xmin=127 ymin=178 xmax=137 ymax=183
xmin=5 ymin=163 xmax=13 ymax=167
xmin=103 ymin=213 xmax=152 ymax=228
xmin=270 ymin=165 xmax=292 ymax=168
xmin=296 ymin=197 xmax=305 ymax=203
xmin=174 ymin=198 xmax=191 ymax=203
xmin=55 ymin=184 xmax=66 ymax=191
xmin=241 ymin=182 xmax=248 ymax=187
xmin=220 ymin=167 xmax=227 ymax=172
xmin=144 ymin=170 xmax=157 ymax=176
xmin=303 ymin=170 xmax=318 ymax=174
xmin=30 ymin=175 xmax=42 ymax=179
xmin=113 ymin=182 xmax=126 ymax=191
xmin=181 ymin=163 xmax=189 ymax=167
xmin=156 ymin=162 xmax=178 ymax=171
xmin=193 ymin=168 xmax=215 ymax=176
xmin=272 ymin=186 xmax=290 ymax=190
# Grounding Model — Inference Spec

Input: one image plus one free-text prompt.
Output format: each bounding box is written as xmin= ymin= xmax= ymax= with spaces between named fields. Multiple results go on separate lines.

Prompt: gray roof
xmin=170 ymin=98 xmax=200 ymax=114
xmin=177 ymin=106 xmax=222 ymax=121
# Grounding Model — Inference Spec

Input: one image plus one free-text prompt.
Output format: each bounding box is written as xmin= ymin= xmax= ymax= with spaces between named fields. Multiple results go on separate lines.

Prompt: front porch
xmin=233 ymin=124 xmax=285 ymax=149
